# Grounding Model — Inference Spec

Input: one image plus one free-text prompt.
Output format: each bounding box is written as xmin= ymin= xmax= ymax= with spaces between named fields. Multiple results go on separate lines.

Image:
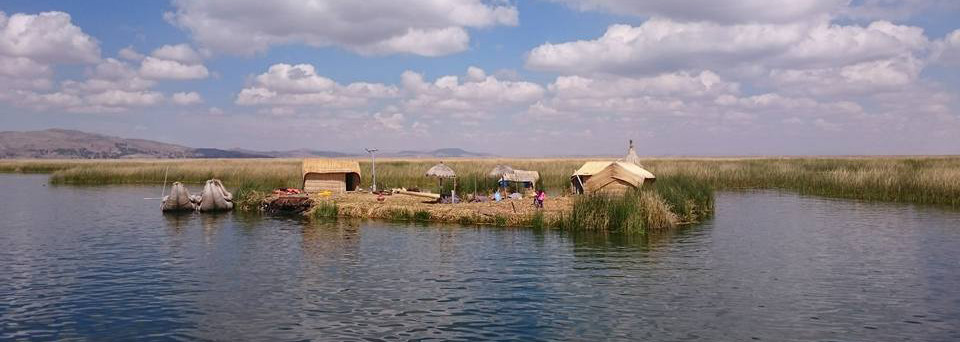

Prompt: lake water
xmin=1 ymin=174 xmax=959 ymax=341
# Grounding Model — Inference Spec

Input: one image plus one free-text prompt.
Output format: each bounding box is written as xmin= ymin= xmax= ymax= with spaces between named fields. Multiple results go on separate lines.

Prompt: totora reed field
xmin=2 ymin=157 xmax=959 ymax=233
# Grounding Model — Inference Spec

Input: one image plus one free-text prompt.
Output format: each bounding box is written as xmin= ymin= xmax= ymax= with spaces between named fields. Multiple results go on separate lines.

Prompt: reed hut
xmin=501 ymin=170 xmax=540 ymax=194
xmin=426 ymin=162 xmax=457 ymax=194
xmin=302 ymin=159 xmax=361 ymax=193
xmin=571 ymin=161 xmax=655 ymax=195
xmin=622 ymin=139 xmax=643 ymax=167
xmin=488 ymin=164 xmax=515 ymax=178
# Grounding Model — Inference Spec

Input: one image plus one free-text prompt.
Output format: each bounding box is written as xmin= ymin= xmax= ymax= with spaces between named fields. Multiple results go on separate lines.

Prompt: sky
xmin=1 ymin=0 xmax=959 ymax=156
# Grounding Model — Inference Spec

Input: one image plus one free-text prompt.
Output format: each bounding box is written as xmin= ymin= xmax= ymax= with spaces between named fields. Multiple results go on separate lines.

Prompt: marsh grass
xmin=3 ymin=156 xmax=959 ymax=213
xmin=310 ymin=201 xmax=339 ymax=218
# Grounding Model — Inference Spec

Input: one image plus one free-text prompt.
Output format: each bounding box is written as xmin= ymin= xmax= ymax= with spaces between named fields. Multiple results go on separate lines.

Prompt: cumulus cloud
xmin=138 ymin=44 xmax=208 ymax=80
xmin=150 ymin=43 xmax=203 ymax=63
xmin=554 ymin=0 xmax=959 ymax=23
xmin=400 ymin=67 xmax=545 ymax=118
xmin=934 ymin=29 xmax=960 ymax=65
xmin=140 ymin=56 xmax=209 ymax=80
xmin=4 ymin=58 xmax=168 ymax=113
xmin=236 ymin=63 xmax=397 ymax=107
xmin=117 ymin=46 xmax=144 ymax=61
xmin=551 ymin=0 xmax=846 ymax=23
xmin=769 ymin=56 xmax=924 ymax=96
xmin=0 ymin=11 xmax=100 ymax=64
xmin=166 ymin=0 xmax=517 ymax=56
xmin=526 ymin=18 xmax=930 ymax=75
xmin=171 ymin=91 xmax=203 ymax=105
xmin=0 ymin=11 xmax=100 ymax=94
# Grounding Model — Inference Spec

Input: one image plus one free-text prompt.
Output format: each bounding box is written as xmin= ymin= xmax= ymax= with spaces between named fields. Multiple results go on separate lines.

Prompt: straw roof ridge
xmin=502 ymin=170 xmax=540 ymax=182
xmin=302 ymin=158 xmax=361 ymax=177
xmin=488 ymin=164 xmax=515 ymax=177
xmin=426 ymin=162 xmax=456 ymax=178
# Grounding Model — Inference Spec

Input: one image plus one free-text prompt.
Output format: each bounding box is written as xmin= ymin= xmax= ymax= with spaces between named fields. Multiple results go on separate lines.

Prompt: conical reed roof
xmin=426 ymin=162 xmax=456 ymax=178
xmin=623 ymin=139 xmax=643 ymax=167
xmin=488 ymin=164 xmax=515 ymax=177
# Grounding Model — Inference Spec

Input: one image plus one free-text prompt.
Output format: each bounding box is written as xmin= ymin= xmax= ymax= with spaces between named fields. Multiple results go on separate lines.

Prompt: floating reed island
xmin=3 ymin=150 xmax=960 ymax=232
xmin=239 ymin=140 xmax=710 ymax=233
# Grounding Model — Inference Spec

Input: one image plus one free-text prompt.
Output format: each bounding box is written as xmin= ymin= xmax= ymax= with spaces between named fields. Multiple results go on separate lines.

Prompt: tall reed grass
xmin=2 ymin=157 xmax=958 ymax=207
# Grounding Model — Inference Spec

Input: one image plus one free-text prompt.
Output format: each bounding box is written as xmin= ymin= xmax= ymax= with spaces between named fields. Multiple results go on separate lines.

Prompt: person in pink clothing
xmin=534 ymin=189 xmax=546 ymax=208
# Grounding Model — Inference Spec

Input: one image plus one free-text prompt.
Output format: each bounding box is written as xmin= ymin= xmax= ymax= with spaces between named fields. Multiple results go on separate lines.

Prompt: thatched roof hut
xmin=571 ymin=161 xmax=655 ymax=195
xmin=426 ymin=162 xmax=456 ymax=178
xmin=488 ymin=164 xmax=515 ymax=177
xmin=426 ymin=162 xmax=457 ymax=194
xmin=622 ymin=139 xmax=643 ymax=167
xmin=502 ymin=170 xmax=540 ymax=183
xmin=302 ymin=159 xmax=361 ymax=193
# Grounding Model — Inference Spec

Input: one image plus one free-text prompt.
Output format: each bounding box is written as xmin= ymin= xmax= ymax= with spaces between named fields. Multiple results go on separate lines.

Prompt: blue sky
xmin=1 ymin=0 xmax=959 ymax=156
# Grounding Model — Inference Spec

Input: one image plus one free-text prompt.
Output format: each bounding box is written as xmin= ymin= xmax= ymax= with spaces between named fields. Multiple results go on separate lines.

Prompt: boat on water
xmin=161 ymin=179 xmax=233 ymax=212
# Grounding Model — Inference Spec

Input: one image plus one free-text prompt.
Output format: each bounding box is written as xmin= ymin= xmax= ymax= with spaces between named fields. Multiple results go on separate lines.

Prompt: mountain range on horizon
xmin=0 ymin=129 xmax=492 ymax=159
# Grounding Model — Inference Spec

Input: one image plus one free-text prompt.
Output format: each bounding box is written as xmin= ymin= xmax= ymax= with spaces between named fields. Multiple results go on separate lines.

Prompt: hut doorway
xmin=345 ymin=173 xmax=359 ymax=191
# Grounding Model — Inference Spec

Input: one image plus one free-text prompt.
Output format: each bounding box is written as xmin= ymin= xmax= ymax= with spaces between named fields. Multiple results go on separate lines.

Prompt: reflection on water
xmin=1 ymin=174 xmax=959 ymax=341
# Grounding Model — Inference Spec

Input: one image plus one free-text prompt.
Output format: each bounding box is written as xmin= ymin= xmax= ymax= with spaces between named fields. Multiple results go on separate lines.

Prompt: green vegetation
xmin=310 ymin=201 xmax=339 ymax=218
xmin=413 ymin=210 xmax=432 ymax=222
xmin=2 ymin=157 xmax=959 ymax=233
xmin=7 ymin=157 xmax=958 ymax=207
xmin=556 ymin=185 xmax=712 ymax=234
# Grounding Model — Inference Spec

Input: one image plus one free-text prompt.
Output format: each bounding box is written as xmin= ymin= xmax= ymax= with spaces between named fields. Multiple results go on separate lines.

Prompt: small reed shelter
xmin=426 ymin=162 xmax=456 ymax=189
xmin=302 ymin=159 xmax=361 ymax=193
xmin=570 ymin=140 xmax=655 ymax=195
xmin=571 ymin=161 xmax=655 ymax=195
xmin=500 ymin=170 xmax=540 ymax=194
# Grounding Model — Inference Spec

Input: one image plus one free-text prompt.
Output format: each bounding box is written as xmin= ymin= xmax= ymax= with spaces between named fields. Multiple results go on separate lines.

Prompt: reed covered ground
xmin=2 ymin=156 xmax=958 ymax=230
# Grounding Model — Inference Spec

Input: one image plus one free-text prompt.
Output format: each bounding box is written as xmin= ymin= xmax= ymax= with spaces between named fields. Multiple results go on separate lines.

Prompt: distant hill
xmin=0 ymin=129 xmax=193 ymax=159
xmin=0 ymin=129 xmax=489 ymax=159
xmin=0 ymin=129 xmax=263 ymax=159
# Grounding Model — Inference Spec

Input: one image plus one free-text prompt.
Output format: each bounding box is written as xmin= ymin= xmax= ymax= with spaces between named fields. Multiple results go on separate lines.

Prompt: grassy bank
xmin=557 ymin=175 xmax=715 ymax=233
xmin=2 ymin=157 xmax=958 ymax=231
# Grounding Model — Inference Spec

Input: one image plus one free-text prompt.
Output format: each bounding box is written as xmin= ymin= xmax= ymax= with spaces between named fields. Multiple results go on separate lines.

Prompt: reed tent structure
xmin=501 ymin=170 xmax=540 ymax=194
xmin=302 ymin=159 xmax=361 ymax=193
xmin=571 ymin=161 xmax=655 ymax=195
xmin=622 ymin=139 xmax=643 ymax=167
xmin=426 ymin=162 xmax=457 ymax=190
xmin=426 ymin=162 xmax=459 ymax=201
xmin=488 ymin=164 xmax=515 ymax=178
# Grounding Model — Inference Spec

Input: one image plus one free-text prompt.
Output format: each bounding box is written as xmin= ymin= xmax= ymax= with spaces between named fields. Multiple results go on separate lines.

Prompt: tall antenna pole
xmin=365 ymin=148 xmax=378 ymax=192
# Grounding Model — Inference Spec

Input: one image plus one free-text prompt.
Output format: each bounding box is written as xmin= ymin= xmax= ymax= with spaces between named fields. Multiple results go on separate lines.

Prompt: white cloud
xmin=353 ymin=27 xmax=470 ymax=57
xmin=85 ymin=90 xmax=164 ymax=107
xmin=171 ymin=91 xmax=203 ymax=105
xmin=150 ymin=43 xmax=203 ymax=63
xmin=166 ymin=0 xmax=517 ymax=56
xmin=769 ymin=56 xmax=924 ymax=96
xmin=548 ymin=71 xmax=737 ymax=99
xmin=401 ymin=67 xmax=545 ymax=118
xmin=551 ymin=0 xmax=846 ymax=23
xmin=842 ymin=0 xmax=960 ymax=21
xmin=0 ymin=11 xmax=99 ymax=95
xmin=139 ymin=56 xmax=209 ymax=80
xmin=526 ymin=18 xmax=930 ymax=75
xmin=117 ymin=46 xmax=144 ymax=61
xmin=934 ymin=29 xmax=960 ymax=65
xmin=529 ymin=71 xmax=865 ymax=127
xmin=0 ymin=11 xmax=100 ymax=64
xmin=373 ymin=112 xmax=406 ymax=131
xmin=553 ymin=0 xmax=960 ymax=23
xmin=236 ymin=63 xmax=397 ymax=107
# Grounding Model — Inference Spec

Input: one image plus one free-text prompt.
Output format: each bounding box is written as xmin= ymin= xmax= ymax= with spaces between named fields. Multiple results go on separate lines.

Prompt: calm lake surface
xmin=1 ymin=174 xmax=959 ymax=341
